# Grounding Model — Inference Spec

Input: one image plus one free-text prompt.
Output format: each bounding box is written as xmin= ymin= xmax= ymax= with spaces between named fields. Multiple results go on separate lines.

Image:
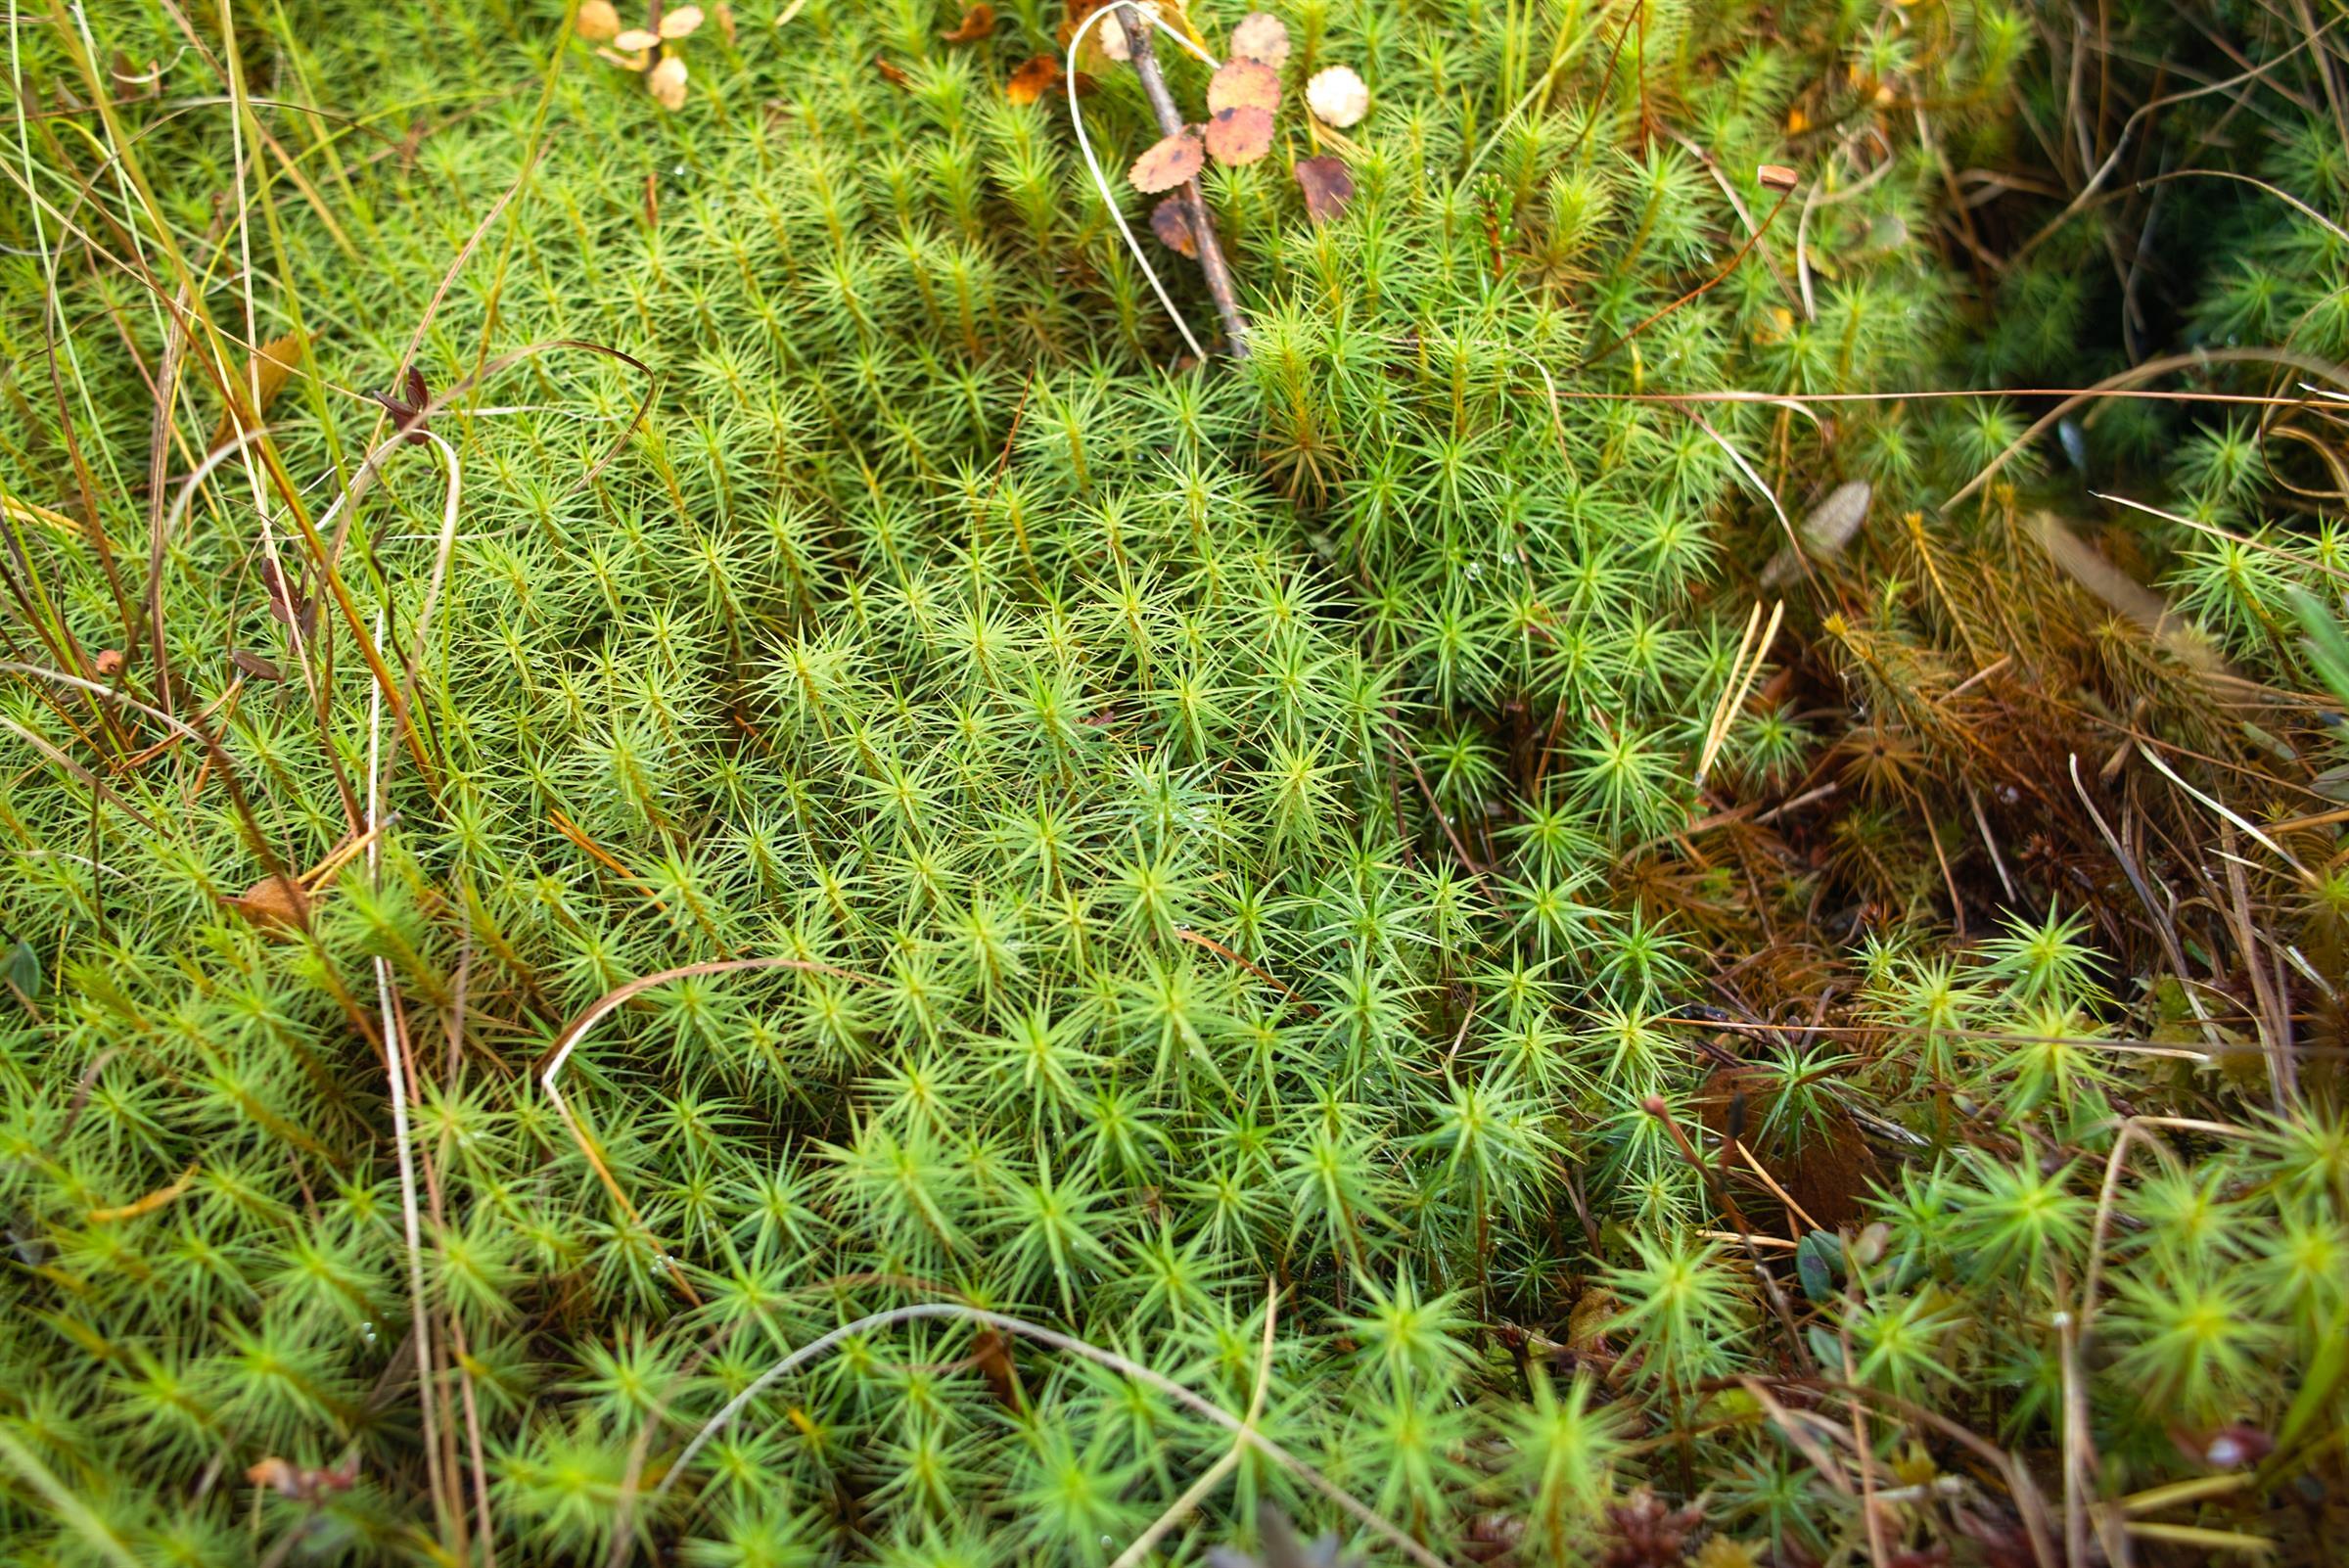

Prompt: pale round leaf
xmin=659 ymin=4 xmax=703 ymax=36
xmin=1229 ymin=11 xmax=1289 ymax=68
xmin=576 ymin=0 xmax=622 ymax=40
xmin=648 ymin=53 xmax=689 ymax=109
xmin=1306 ymin=64 xmax=1368 ymax=126
xmin=612 ymin=26 xmax=659 ymax=50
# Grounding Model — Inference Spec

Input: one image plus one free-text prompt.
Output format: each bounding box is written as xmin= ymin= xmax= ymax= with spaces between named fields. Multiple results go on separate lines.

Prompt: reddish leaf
xmin=1204 ymin=105 xmax=1273 ymax=166
xmin=873 ymin=54 xmax=912 ymax=88
xmin=231 ymin=649 xmax=285 ymax=682
xmin=1293 ymin=154 xmax=1355 ymax=222
xmin=939 ymin=2 xmax=995 ymax=43
xmin=1128 ymin=129 xmax=1204 ymax=193
xmin=1208 ymin=58 xmax=1280 ymax=115
xmin=1150 ymin=194 xmax=1198 ymax=256
xmin=1005 ymin=53 xmax=1062 ymax=104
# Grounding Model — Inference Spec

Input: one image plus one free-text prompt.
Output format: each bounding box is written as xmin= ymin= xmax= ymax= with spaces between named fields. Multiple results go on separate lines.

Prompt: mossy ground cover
xmin=1 ymin=0 xmax=2346 ymax=1563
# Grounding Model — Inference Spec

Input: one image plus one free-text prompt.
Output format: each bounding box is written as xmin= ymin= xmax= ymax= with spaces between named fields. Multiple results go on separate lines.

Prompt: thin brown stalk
xmin=1114 ymin=9 xmax=1249 ymax=360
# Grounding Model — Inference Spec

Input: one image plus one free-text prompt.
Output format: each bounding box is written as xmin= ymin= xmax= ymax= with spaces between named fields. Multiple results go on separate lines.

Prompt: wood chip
xmin=1129 ymin=129 xmax=1205 ymax=193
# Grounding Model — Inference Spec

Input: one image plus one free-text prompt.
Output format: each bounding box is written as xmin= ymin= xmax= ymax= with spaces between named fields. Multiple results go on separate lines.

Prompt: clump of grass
xmin=0 ymin=0 xmax=2345 ymax=1564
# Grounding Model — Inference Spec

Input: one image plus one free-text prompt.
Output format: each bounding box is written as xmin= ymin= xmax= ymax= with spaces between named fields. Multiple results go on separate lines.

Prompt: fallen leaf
xmin=1229 ymin=10 xmax=1289 ymax=68
xmin=939 ymin=2 xmax=994 ymax=42
xmin=1292 ymin=153 xmax=1354 ymax=221
xmin=873 ymin=53 xmax=911 ymax=88
xmin=576 ymin=0 xmax=622 ymax=39
xmin=209 ymin=331 xmax=306 ymax=453
xmin=1150 ymin=194 xmax=1197 ymax=255
xmin=658 ymin=3 xmax=702 ymax=37
xmin=613 ymin=26 xmax=659 ymax=49
xmin=1758 ymin=162 xmax=1799 ymax=192
xmin=1005 ymin=53 xmax=1060 ymax=104
xmin=234 ymin=875 xmax=311 ymax=931
xmin=1204 ymin=105 xmax=1272 ymax=165
xmin=230 ymin=650 xmax=285 ymax=682
xmin=1305 ymin=63 xmax=1368 ymax=126
xmin=1129 ymin=129 xmax=1204 ymax=193
xmin=1208 ymin=58 xmax=1280 ymax=115
xmin=648 ymin=53 xmax=689 ymax=109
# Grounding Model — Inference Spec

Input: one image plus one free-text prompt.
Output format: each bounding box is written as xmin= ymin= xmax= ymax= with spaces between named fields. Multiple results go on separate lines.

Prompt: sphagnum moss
xmin=1 ymin=0 xmax=2346 ymax=1563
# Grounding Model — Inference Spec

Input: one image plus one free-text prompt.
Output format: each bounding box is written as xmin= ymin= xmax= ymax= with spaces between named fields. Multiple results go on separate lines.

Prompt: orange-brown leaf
xmin=234 ymin=875 xmax=310 ymax=931
xmin=1203 ymin=105 xmax=1272 ymax=166
xmin=1150 ymin=194 xmax=1197 ymax=256
xmin=1293 ymin=153 xmax=1355 ymax=222
xmin=940 ymin=2 xmax=995 ymax=43
xmin=209 ymin=331 xmax=306 ymax=453
xmin=1208 ymin=58 xmax=1280 ymax=115
xmin=1005 ymin=52 xmax=1062 ymax=104
xmin=873 ymin=54 xmax=911 ymax=88
xmin=1129 ymin=129 xmax=1204 ymax=192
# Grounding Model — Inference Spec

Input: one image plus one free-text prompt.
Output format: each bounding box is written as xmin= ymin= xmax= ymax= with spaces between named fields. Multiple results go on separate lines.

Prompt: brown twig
xmin=1114 ymin=9 xmax=1249 ymax=360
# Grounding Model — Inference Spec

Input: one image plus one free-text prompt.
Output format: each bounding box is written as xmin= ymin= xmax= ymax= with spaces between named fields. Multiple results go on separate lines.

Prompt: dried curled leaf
xmin=648 ymin=53 xmax=689 ymax=109
xmin=939 ymin=2 xmax=994 ymax=43
xmin=1204 ymin=105 xmax=1273 ymax=166
xmin=658 ymin=4 xmax=702 ymax=37
xmin=1305 ymin=63 xmax=1368 ymax=126
xmin=577 ymin=0 xmax=622 ymax=40
xmin=209 ymin=331 xmax=306 ymax=453
xmin=1005 ymin=53 xmax=1061 ymax=104
xmin=1229 ymin=10 xmax=1289 ymax=68
xmin=1292 ymin=153 xmax=1354 ymax=221
xmin=234 ymin=875 xmax=311 ymax=931
xmin=1150 ymin=194 xmax=1198 ymax=256
xmin=1129 ymin=129 xmax=1204 ymax=193
xmin=1208 ymin=58 xmax=1280 ymax=115
xmin=874 ymin=54 xmax=912 ymax=88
